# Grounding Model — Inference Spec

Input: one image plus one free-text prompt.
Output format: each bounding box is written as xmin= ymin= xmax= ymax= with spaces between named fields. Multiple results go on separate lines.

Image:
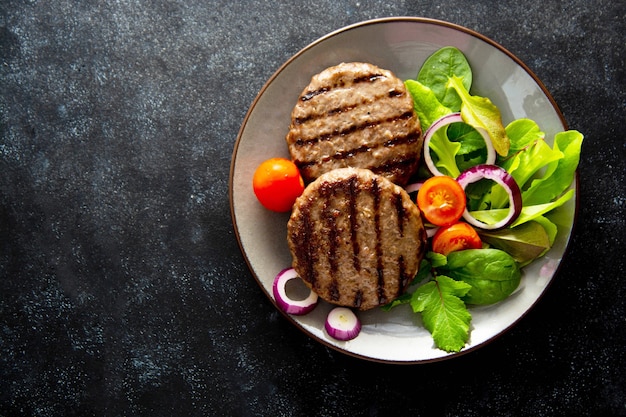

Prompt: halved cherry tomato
xmin=432 ymin=222 xmax=482 ymax=255
xmin=416 ymin=176 xmax=466 ymax=227
xmin=252 ymin=158 xmax=305 ymax=212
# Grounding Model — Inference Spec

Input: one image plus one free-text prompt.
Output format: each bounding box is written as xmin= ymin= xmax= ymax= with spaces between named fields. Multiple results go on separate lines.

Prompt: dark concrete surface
xmin=1 ymin=1 xmax=624 ymax=416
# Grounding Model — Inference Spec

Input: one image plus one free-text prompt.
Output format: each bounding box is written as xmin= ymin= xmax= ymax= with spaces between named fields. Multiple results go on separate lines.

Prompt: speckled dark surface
xmin=1 ymin=0 xmax=625 ymax=416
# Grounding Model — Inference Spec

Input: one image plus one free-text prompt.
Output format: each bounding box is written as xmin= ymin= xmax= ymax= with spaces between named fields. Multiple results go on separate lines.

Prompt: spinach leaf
xmin=439 ymin=249 xmax=521 ymax=305
xmin=478 ymin=221 xmax=551 ymax=266
xmin=417 ymin=46 xmax=472 ymax=111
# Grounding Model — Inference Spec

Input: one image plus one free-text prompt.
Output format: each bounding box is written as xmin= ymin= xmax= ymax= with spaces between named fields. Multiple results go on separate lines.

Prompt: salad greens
xmin=411 ymin=274 xmax=472 ymax=353
xmin=448 ymin=75 xmax=510 ymax=156
xmin=439 ymin=249 xmax=521 ymax=305
xmin=385 ymin=46 xmax=584 ymax=353
xmin=417 ymin=46 xmax=472 ymax=111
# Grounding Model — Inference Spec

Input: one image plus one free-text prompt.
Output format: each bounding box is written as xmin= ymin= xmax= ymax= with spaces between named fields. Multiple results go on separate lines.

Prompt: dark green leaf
xmin=410 ymin=276 xmax=472 ymax=352
xmin=478 ymin=221 xmax=551 ymax=265
xmin=439 ymin=249 xmax=521 ymax=305
xmin=417 ymin=46 xmax=472 ymax=111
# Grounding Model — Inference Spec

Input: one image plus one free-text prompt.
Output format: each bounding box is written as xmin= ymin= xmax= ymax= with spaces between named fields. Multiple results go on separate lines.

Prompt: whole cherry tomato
xmin=252 ymin=158 xmax=305 ymax=212
xmin=432 ymin=222 xmax=482 ymax=255
xmin=417 ymin=176 xmax=466 ymax=227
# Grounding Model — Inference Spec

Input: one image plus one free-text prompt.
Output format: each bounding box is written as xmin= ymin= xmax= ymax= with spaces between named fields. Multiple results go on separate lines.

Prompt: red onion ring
xmin=404 ymin=181 xmax=423 ymax=194
xmin=324 ymin=307 xmax=361 ymax=341
xmin=423 ymin=112 xmax=496 ymax=177
xmin=272 ymin=268 xmax=318 ymax=315
xmin=456 ymin=164 xmax=522 ymax=230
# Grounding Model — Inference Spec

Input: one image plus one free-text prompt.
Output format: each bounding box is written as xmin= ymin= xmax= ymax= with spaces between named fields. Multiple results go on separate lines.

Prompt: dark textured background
xmin=1 ymin=1 xmax=625 ymax=416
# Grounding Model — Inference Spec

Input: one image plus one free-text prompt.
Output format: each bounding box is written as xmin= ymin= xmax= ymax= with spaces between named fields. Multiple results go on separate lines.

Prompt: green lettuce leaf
xmin=522 ymin=130 xmax=583 ymax=205
xmin=404 ymin=79 xmax=452 ymax=131
xmin=533 ymin=215 xmax=558 ymax=260
xmin=470 ymin=188 xmax=575 ymax=227
xmin=505 ymin=118 xmax=545 ymax=153
xmin=428 ymin=128 xmax=462 ymax=177
xmin=491 ymin=138 xmax=564 ymax=209
xmin=410 ymin=275 xmax=472 ymax=352
xmin=446 ymin=75 xmax=510 ymax=156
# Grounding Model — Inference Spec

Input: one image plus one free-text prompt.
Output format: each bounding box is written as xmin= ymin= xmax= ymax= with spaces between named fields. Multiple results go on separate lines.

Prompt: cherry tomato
xmin=432 ymin=222 xmax=482 ymax=255
xmin=416 ymin=176 xmax=466 ymax=227
xmin=252 ymin=158 xmax=305 ymax=212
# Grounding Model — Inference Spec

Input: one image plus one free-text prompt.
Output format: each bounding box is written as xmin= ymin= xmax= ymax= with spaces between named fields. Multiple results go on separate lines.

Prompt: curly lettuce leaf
xmin=405 ymin=79 xmax=452 ymax=131
xmin=447 ymin=75 xmax=510 ymax=156
xmin=410 ymin=275 xmax=472 ymax=352
xmin=504 ymin=118 xmax=545 ymax=153
xmin=470 ymin=188 xmax=575 ymax=227
xmin=490 ymin=138 xmax=564 ymax=209
xmin=428 ymin=128 xmax=462 ymax=177
xmin=522 ymin=130 xmax=583 ymax=205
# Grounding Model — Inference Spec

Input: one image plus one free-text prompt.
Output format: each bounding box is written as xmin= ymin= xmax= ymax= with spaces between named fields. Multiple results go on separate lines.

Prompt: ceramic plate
xmin=229 ymin=17 xmax=577 ymax=363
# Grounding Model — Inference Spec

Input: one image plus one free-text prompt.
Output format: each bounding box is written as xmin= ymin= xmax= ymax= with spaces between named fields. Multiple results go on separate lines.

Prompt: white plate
xmin=229 ymin=17 xmax=577 ymax=363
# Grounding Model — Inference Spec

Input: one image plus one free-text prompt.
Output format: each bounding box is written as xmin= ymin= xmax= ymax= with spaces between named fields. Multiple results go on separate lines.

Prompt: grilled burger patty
xmin=286 ymin=62 xmax=423 ymax=187
xmin=287 ymin=168 xmax=427 ymax=311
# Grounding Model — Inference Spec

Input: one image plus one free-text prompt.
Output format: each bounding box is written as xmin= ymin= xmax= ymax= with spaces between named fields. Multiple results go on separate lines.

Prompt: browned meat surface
xmin=287 ymin=168 xmax=427 ymax=311
xmin=286 ymin=62 xmax=423 ymax=187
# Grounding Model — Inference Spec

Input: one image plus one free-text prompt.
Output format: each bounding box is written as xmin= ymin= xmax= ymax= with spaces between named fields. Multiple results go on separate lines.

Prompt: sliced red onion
xmin=272 ymin=268 xmax=318 ymax=315
xmin=325 ymin=307 xmax=361 ymax=341
xmin=426 ymin=226 xmax=440 ymax=239
xmin=404 ymin=181 xmax=423 ymax=194
xmin=456 ymin=164 xmax=522 ymax=230
xmin=423 ymin=112 xmax=496 ymax=177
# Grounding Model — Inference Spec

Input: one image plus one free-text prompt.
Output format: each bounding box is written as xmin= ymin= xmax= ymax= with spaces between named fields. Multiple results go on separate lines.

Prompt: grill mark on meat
xmin=419 ymin=226 xmax=427 ymax=244
xmin=398 ymin=255 xmax=408 ymax=291
xmin=294 ymin=128 xmax=420 ymax=172
xmin=348 ymin=175 xmax=361 ymax=272
xmin=287 ymin=63 xmax=423 ymax=187
xmin=329 ymin=281 xmax=340 ymax=302
xmin=371 ymin=178 xmax=387 ymax=305
xmin=316 ymin=182 xmax=340 ymax=301
xmin=293 ymin=110 xmax=415 ymax=147
xmin=293 ymin=203 xmax=316 ymax=287
xmin=383 ymin=130 xmax=421 ymax=147
xmin=301 ymin=87 xmax=328 ymax=101
xmin=321 ymin=184 xmax=340 ymax=275
xmin=293 ymin=90 xmax=407 ymax=125
xmin=369 ymin=154 xmax=419 ymax=177
xmin=296 ymin=148 xmax=420 ymax=184
xmin=288 ymin=168 xmax=427 ymax=311
xmin=300 ymin=72 xmax=386 ymax=103
xmin=354 ymin=73 xmax=385 ymax=83
xmin=354 ymin=289 xmax=363 ymax=309
xmin=395 ymin=192 xmax=405 ymax=237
